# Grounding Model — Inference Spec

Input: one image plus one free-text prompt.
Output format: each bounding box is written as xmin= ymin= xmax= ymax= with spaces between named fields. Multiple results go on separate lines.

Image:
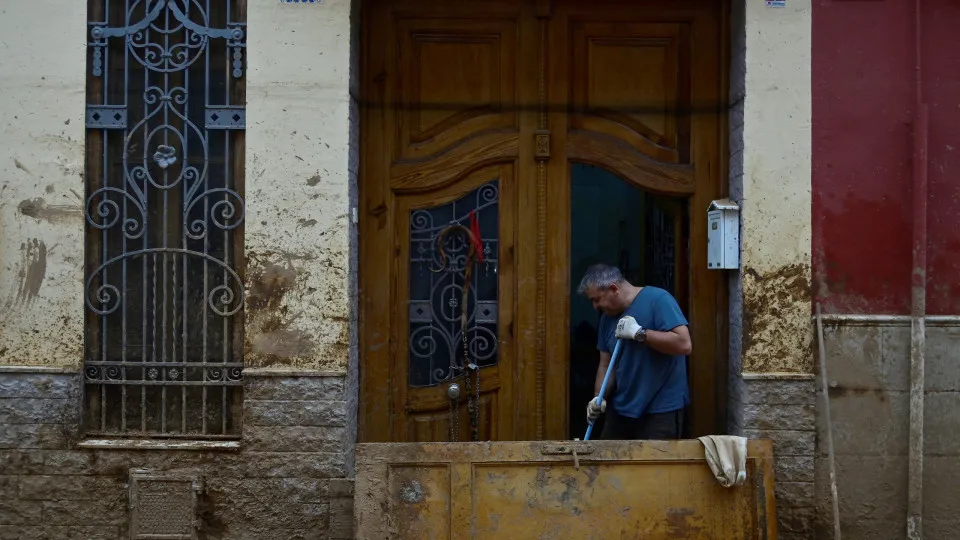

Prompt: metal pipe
xmin=584 ymin=339 xmax=624 ymax=441
xmin=812 ymin=315 xmax=960 ymax=326
xmin=816 ymin=303 xmax=841 ymax=540
xmin=907 ymin=0 xmax=928 ymax=535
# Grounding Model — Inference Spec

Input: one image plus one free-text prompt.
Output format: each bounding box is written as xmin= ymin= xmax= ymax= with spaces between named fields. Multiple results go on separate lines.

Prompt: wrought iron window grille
xmin=83 ymin=0 xmax=247 ymax=438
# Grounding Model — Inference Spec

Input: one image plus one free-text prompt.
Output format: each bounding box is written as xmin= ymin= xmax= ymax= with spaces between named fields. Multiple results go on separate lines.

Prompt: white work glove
xmin=586 ymin=397 xmax=606 ymax=423
xmin=615 ymin=315 xmax=643 ymax=340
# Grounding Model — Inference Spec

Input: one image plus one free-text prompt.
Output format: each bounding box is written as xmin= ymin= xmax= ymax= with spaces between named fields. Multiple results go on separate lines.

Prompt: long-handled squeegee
xmin=583 ymin=338 xmax=624 ymax=441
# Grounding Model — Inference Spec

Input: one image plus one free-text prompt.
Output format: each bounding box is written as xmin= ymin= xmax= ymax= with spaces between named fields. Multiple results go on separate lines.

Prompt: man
xmin=577 ymin=263 xmax=692 ymax=440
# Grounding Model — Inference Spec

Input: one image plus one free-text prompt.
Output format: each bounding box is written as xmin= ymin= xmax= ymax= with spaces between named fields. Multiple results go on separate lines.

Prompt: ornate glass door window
xmin=408 ymin=181 xmax=500 ymax=388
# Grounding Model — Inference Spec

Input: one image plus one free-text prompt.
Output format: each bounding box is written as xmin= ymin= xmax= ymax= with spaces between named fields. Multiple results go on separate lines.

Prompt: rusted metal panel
xmin=355 ymin=439 xmax=777 ymax=539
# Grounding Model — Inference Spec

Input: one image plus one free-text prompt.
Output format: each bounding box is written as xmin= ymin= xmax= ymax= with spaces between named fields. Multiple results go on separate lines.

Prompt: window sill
xmin=77 ymin=439 xmax=242 ymax=451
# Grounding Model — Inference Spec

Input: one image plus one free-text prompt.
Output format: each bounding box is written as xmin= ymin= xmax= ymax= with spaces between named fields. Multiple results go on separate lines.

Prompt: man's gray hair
xmin=577 ymin=264 xmax=625 ymax=294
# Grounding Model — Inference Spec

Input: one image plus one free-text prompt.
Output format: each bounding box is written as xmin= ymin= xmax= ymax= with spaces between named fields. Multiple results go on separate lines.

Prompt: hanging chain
xmin=469 ymin=363 xmax=480 ymax=441
xmin=434 ymin=224 xmax=483 ymax=442
xmin=464 ymin=327 xmax=480 ymax=442
xmin=449 ymin=390 xmax=460 ymax=442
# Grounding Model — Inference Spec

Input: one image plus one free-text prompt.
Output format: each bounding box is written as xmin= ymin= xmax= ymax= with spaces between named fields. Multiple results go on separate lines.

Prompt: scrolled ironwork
xmin=408 ymin=181 xmax=500 ymax=388
xmin=84 ymin=0 xmax=246 ymax=438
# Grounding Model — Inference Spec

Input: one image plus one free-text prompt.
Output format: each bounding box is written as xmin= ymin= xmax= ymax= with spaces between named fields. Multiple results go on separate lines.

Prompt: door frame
xmin=357 ymin=0 xmax=731 ymax=442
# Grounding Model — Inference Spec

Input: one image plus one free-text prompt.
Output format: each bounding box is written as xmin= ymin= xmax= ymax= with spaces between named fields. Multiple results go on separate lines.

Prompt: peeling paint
xmin=742 ymin=263 xmax=813 ymax=373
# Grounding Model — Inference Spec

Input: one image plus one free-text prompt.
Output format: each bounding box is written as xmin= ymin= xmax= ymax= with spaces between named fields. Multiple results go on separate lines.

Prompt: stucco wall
xmin=813 ymin=0 xmax=960 ymax=315
xmin=0 ymin=1 xmax=86 ymax=368
xmin=244 ymin=0 xmax=356 ymax=371
xmin=0 ymin=0 xmax=358 ymax=373
xmin=811 ymin=1 xmax=960 ymax=538
xmin=739 ymin=0 xmax=813 ymax=374
xmin=728 ymin=2 xmax=817 ymax=536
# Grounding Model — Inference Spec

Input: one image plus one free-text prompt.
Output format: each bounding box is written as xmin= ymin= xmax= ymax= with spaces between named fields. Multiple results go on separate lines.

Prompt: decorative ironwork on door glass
xmin=646 ymin=198 xmax=676 ymax=296
xmin=408 ymin=181 xmax=500 ymax=388
xmin=83 ymin=0 xmax=246 ymax=438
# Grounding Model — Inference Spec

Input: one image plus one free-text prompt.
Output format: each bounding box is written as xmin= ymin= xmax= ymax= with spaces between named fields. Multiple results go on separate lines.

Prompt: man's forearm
xmin=594 ymin=359 xmax=614 ymax=398
xmin=644 ymin=329 xmax=692 ymax=356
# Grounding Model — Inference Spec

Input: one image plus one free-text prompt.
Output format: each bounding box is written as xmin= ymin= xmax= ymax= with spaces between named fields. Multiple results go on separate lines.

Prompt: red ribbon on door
xmin=469 ymin=210 xmax=484 ymax=263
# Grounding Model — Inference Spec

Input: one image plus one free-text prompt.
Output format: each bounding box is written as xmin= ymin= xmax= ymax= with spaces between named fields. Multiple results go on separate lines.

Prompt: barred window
xmin=83 ymin=0 xmax=247 ymax=438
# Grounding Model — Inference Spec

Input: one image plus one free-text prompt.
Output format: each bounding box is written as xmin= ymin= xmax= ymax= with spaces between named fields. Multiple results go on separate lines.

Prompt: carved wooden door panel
xmin=360 ymin=0 xmax=726 ymax=442
xmin=359 ymin=2 xmax=540 ymax=442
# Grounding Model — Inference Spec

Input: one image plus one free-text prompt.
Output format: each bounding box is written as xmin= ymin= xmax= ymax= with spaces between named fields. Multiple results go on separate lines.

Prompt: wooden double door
xmin=359 ymin=0 xmax=727 ymax=442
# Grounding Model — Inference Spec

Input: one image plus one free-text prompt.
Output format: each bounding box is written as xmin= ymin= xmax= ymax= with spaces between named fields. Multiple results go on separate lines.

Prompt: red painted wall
xmin=813 ymin=0 xmax=960 ymax=315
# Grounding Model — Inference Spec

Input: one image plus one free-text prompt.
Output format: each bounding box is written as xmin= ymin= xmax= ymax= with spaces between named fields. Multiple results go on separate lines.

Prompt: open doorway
xmin=358 ymin=0 xmax=726 ymax=442
xmin=567 ymin=163 xmax=690 ymax=440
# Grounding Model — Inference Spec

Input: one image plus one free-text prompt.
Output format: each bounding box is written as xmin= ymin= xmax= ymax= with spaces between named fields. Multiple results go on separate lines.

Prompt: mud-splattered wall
xmin=739 ymin=0 xmax=813 ymax=374
xmin=0 ymin=2 xmax=86 ymax=368
xmin=244 ymin=0 xmax=356 ymax=371
xmin=813 ymin=0 xmax=960 ymax=316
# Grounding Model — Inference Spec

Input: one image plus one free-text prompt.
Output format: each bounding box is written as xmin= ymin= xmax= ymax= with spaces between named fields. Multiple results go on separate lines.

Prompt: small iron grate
xmin=129 ymin=469 xmax=201 ymax=540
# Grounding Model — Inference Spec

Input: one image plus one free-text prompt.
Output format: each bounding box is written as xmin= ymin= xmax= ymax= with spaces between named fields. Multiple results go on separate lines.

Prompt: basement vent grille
xmin=129 ymin=469 xmax=201 ymax=540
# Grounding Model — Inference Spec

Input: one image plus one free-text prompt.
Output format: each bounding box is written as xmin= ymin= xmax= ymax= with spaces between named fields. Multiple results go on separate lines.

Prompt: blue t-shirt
xmin=596 ymin=286 xmax=690 ymax=418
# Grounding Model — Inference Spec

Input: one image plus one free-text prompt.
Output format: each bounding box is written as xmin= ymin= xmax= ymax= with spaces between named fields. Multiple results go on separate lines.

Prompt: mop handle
xmin=584 ymin=338 xmax=624 ymax=441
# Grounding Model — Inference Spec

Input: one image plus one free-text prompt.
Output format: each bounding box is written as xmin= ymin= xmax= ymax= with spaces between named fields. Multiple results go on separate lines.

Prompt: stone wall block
xmin=56 ymin=526 xmax=122 ymax=540
xmin=925 ymin=326 xmax=960 ymax=392
xmin=0 ymin=398 xmax=79 ymax=425
xmin=40 ymin=451 xmax=97 ymax=476
xmin=41 ymin=497 xmax=127 ymax=526
xmin=730 ymin=378 xmax=815 ymax=406
xmin=209 ymin=477 xmax=331 ymax=506
xmin=777 ymin=506 xmax=816 ymax=536
xmin=741 ymin=429 xmax=814 ymax=456
xmin=329 ymin=478 xmax=354 ymax=498
xmin=819 ymin=391 xmax=909 ymax=456
xmin=245 ymin=376 xmax=345 ymax=402
xmin=19 ymin=475 xmax=122 ymax=501
xmin=831 ymin=520 xmax=903 ymax=540
xmin=835 ymin=455 xmax=907 ymax=522
xmin=1 ymin=526 xmax=124 ymax=540
xmin=775 ymin=456 xmax=815 ymax=483
xmin=0 ymin=370 xmax=354 ymax=536
xmin=0 ymin=374 xmax=79 ymax=399
xmin=0 ymin=424 xmax=72 ymax=450
xmin=329 ymin=495 xmax=354 ymax=540
xmin=205 ymin=479 xmax=329 ymax=535
xmin=244 ymin=452 xmax=346 ymax=478
xmin=880 ymin=325 xmax=910 ymax=391
xmin=243 ymin=400 xmax=347 ymax=427
xmin=822 ymin=325 xmax=882 ymax=389
xmin=775 ymin=482 xmax=815 ymax=508
xmin=0 ymin=499 xmax=42 ymax=526
xmin=923 ymin=392 xmax=960 ymax=455
xmin=244 ymin=425 xmax=345 ymax=453
xmin=741 ymin=402 xmax=815 ymax=431
xmin=924 ymin=520 xmax=960 ymax=540
xmin=923 ymin=456 xmax=960 ymax=521
xmin=0 ymin=451 xmax=45 ymax=475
